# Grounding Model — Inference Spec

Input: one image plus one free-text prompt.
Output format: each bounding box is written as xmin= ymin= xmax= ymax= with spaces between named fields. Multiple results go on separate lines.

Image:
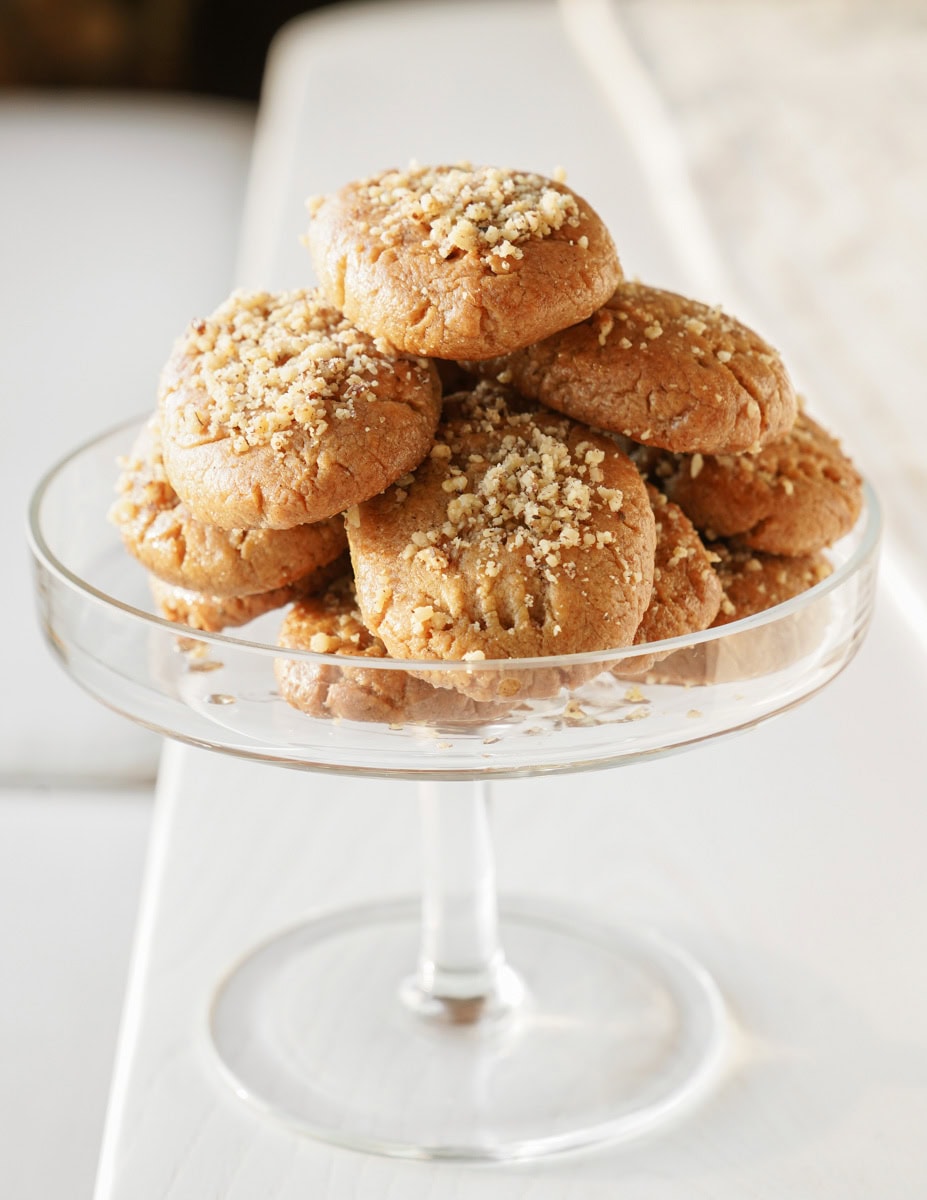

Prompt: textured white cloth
xmin=610 ymin=0 xmax=927 ymax=609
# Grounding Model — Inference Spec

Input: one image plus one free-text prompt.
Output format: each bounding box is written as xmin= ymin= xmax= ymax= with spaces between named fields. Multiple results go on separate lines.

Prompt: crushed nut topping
xmin=325 ymin=163 xmax=583 ymax=273
xmin=401 ymin=384 xmax=627 ymax=569
xmin=162 ymin=290 xmax=410 ymax=453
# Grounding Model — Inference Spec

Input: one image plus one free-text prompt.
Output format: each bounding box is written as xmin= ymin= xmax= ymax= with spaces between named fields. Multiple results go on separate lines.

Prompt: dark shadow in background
xmin=0 ymin=0 xmax=344 ymax=99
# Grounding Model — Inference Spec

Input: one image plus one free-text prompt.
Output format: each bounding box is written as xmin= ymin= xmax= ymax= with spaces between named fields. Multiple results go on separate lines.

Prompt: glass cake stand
xmin=28 ymin=416 xmax=881 ymax=1162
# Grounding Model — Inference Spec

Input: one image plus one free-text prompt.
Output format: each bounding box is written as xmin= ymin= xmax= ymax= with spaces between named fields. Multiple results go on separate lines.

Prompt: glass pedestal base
xmin=208 ymin=898 xmax=727 ymax=1161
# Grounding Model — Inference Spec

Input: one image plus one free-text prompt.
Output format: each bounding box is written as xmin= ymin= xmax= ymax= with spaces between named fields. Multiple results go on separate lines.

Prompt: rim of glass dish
xmin=27 ymin=414 xmax=883 ymax=675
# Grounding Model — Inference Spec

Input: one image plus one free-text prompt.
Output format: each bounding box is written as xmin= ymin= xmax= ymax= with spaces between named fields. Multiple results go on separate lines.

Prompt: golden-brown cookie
xmin=305 ymin=164 xmax=622 ymax=360
xmin=347 ymin=382 xmax=656 ymax=682
xmin=111 ymin=417 xmax=347 ymax=597
xmin=709 ymin=542 xmax=833 ymax=627
xmin=157 ymin=289 xmax=442 ymax=530
xmin=637 ymin=542 xmax=833 ymax=686
xmin=642 ymin=410 xmax=862 ymax=555
xmin=469 ymin=282 xmax=797 ymax=454
xmin=150 ymin=576 xmax=305 ymax=633
xmin=275 ymin=576 xmax=511 ymax=724
xmin=634 ymin=487 xmax=723 ymax=645
xmin=149 ymin=552 xmax=347 ymax=633
xmin=614 ymin=486 xmax=722 ymax=678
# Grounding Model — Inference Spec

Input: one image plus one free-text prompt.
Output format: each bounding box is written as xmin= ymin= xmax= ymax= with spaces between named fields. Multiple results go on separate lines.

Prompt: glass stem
xmin=411 ymin=778 xmax=521 ymax=1020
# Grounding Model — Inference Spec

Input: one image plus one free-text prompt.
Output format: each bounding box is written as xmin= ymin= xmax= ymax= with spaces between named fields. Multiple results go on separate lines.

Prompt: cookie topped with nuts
xmin=275 ymin=575 xmax=511 ymax=724
xmin=110 ymin=158 xmax=866 ymax=709
xmin=346 ymin=381 xmax=655 ymax=669
xmin=305 ymin=163 xmax=622 ymax=360
xmin=709 ymin=542 xmax=833 ymax=627
xmin=148 ymin=565 xmax=342 ymax=634
xmin=639 ymin=411 xmax=863 ymax=556
xmin=157 ymin=288 xmax=442 ymax=530
xmin=615 ymin=487 xmax=722 ymax=679
xmin=640 ymin=542 xmax=834 ymax=688
xmin=633 ymin=486 xmax=722 ymax=647
xmin=111 ymin=416 xmax=347 ymax=596
xmin=470 ymin=282 xmax=798 ymax=455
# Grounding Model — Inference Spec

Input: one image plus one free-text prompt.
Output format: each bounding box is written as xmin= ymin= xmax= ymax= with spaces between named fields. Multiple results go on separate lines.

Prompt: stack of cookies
xmin=111 ymin=163 xmax=862 ymax=721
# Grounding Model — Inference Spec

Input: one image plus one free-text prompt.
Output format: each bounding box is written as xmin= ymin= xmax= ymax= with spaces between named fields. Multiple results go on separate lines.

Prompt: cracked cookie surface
xmin=305 ymin=164 xmax=621 ymax=360
xmin=470 ymin=282 xmax=797 ymax=454
xmin=157 ymin=288 xmax=441 ymax=529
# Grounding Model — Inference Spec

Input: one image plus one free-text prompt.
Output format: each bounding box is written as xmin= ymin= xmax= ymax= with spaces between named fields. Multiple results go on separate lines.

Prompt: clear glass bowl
xmin=28 ymin=416 xmax=881 ymax=1161
xmin=29 ymin=417 xmax=880 ymax=782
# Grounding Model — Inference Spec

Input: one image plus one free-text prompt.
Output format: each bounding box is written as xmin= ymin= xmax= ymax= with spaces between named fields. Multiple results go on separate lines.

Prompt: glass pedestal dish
xmin=29 ymin=417 xmax=881 ymax=1161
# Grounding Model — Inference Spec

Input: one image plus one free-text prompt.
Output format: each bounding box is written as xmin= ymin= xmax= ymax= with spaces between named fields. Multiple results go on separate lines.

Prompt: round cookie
xmin=634 ymin=486 xmax=723 ymax=645
xmin=642 ymin=410 xmax=862 ymax=556
xmin=157 ymin=288 xmax=442 ymax=530
xmin=469 ymin=282 xmax=797 ymax=454
xmin=709 ymin=542 xmax=833 ymax=627
xmin=111 ymin=417 xmax=347 ymax=597
xmin=149 ymin=552 xmax=348 ymax=633
xmin=615 ymin=486 xmax=722 ymax=679
xmin=275 ymin=576 xmax=511 ymax=725
xmin=305 ymin=164 xmax=622 ymax=360
xmin=639 ymin=543 xmax=833 ymax=687
xmin=151 ymin=576 xmax=308 ymax=633
xmin=347 ymin=382 xmax=656 ymax=689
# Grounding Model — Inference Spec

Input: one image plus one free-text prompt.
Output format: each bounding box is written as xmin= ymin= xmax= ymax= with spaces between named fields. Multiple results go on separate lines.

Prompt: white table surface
xmin=0 ymin=788 xmax=151 ymax=1197
xmin=96 ymin=587 xmax=927 ymax=1197
xmin=6 ymin=0 xmax=927 ymax=1196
